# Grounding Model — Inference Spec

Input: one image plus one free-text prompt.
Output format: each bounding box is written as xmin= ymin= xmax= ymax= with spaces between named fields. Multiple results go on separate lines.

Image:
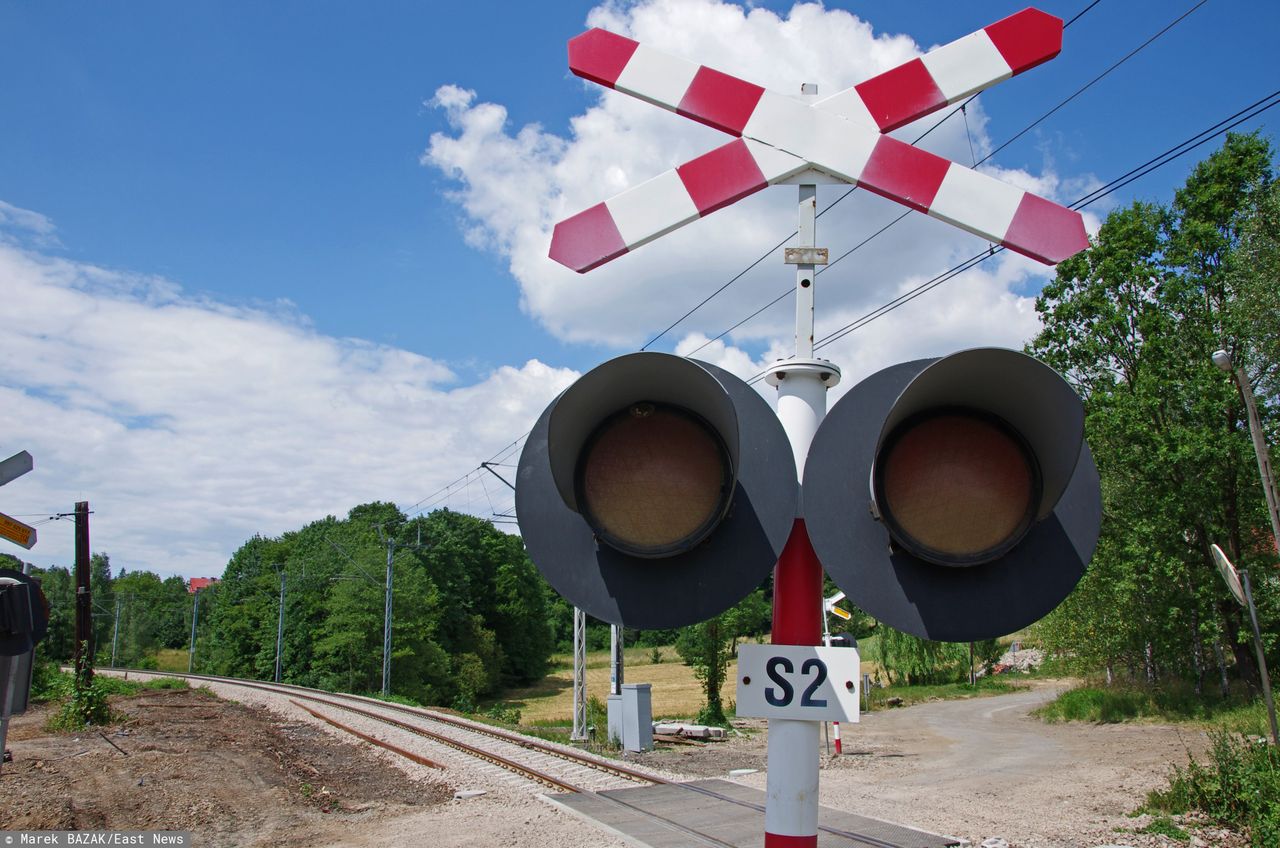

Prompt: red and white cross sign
xmin=549 ymin=8 xmax=1088 ymax=273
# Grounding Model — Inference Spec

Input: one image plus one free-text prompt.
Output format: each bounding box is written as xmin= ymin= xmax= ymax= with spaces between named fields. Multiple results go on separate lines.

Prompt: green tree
xmin=108 ymin=569 xmax=191 ymax=665
xmin=199 ymin=503 xmax=552 ymax=707
xmin=675 ymin=589 xmax=771 ymax=726
xmin=1031 ymin=132 xmax=1278 ymax=687
xmin=676 ymin=613 xmax=731 ymax=726
xmin=20 ymin=563 xmax=73 ymax=663
xmin=873 ymin=627 xmax=1001 ymax=686
xmin=89 ymin=552 xmax=114 ymax=660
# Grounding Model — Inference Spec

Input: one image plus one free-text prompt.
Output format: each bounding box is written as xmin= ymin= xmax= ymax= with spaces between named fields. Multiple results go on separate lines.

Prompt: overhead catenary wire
xmin=730 ymin=87 xmax=1280 ymax=383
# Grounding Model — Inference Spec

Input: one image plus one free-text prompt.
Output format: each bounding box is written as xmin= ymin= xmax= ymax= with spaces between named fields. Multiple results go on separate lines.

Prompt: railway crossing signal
xmin=515 ymin=352 xmax=798 ymax=629
xmin=803 ymin=348 xmax=1101 ymax=642
xmin=0 ymin=569 xmax=48 ymax=657
xmin=550 ymin=8 xmax=1087 ymax=273
xmin=523 ymin=11 xmax=1100 ymax=848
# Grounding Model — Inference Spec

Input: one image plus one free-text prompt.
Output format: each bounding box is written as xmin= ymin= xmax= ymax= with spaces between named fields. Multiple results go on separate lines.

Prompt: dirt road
xmin=635 ymin=682 xmax=1236 ymax=847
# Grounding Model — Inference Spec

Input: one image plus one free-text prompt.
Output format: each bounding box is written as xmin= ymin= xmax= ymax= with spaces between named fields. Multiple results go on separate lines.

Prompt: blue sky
xmin=1 ymin=0 xmax=1276 ymax=577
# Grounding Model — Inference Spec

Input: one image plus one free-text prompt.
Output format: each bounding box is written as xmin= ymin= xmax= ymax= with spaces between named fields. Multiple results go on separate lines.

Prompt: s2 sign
xmin=735 ymin=644 xmax=860 ymax=722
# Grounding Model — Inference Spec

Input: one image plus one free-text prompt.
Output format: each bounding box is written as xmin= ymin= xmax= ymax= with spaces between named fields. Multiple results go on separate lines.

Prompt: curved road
xmin=870 ymin=686 xmax=1069 ymax=787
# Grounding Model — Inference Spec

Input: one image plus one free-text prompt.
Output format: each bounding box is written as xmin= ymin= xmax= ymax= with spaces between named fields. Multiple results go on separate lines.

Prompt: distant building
xmin=187 ymin=577 xmax=219 ymax=594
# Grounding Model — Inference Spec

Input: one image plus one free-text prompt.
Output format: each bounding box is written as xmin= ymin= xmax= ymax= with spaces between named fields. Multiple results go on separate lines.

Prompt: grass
xmin=501 ymin=645 xmax=741 ymax=724
xmin=1035 ymin=682 xmax=1271 ymax=732
xmin=864 ymin=676 xmax=1028 ymax=711
xmin=153 ymin=648 xmax=190 ymax=672
xmin=1144 ymin=729 xmax=1280 ymax=847
xmin=140 ymin=676 xmax=192 ymax=691
xmin=1137 ymin=815 xmax=1191 ymax=841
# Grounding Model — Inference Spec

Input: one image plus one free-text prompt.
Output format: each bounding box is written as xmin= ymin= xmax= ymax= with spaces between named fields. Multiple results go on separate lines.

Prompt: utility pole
xmin=187 ymin=587 xmax=201 ymax=673
xmin=74 ymin=501 xmax=92 ymax=683
xmin=375 ymin=524 xmax=427 ymax=697
xmin=486 ymin=461 xmax=591 ymax=742
xmin=110 ymin=596 xmax=122 ymax=668
xmin=275 ymin=569 xmax=286 ymax=683
xmin=571 ymin=607 xmax=587 ymax=741
xmin=1214 ymin=350 xmax=1280 ymax=554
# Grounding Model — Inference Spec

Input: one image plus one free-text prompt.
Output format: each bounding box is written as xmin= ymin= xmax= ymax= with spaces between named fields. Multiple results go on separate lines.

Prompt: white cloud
xmin=0 ymin=241 xmax=576 ymax=578
xmin=0 ymin=200 xmax=60 ymax=248
xmin=422 ymin=0 xmax=1096 ymax=382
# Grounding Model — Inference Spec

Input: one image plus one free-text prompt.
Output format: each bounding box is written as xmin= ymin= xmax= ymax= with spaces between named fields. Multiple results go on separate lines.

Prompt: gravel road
xmin=722 ymin=683 xmax=1236 ymax=847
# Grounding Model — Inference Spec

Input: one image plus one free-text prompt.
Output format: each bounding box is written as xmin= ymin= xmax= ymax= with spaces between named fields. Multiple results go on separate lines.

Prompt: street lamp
xmin=1213 ymin=349 xmax=1280 ymax=554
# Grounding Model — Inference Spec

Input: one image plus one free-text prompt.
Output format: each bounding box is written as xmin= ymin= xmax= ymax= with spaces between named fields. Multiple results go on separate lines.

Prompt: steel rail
xmin=290 ymin=699 xmax=446 ymax=771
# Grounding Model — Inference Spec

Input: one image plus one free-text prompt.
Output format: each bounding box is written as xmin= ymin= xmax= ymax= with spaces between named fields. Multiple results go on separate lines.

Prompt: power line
xmin=979 ymin=0 xmax=1209 ymax=167
xmin=769 ymin=88 xmax=1280 ymax=372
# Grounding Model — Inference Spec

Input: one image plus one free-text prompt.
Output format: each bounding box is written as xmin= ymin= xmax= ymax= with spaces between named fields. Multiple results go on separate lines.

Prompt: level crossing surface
xmin=549 ymin=778 xmax=958 ymax=848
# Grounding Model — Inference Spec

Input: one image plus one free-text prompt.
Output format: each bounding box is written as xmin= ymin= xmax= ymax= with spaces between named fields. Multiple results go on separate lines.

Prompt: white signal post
xmin=757 ymin=90 xmax=843 ymax=837
xmin=823 ymin=591 xmax=852 ymax=756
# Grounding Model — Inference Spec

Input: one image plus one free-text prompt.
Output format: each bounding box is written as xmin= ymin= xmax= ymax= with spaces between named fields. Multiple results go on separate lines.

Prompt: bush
xmin=141 ymin=677 xmax=189 ymax=691
xmin=45 ymin=671 xmax=123 ymax=731
xmin=29 ymin=658 xmax=70 ymax=703
xmin=1035 ymin=683 xmax=1265 ymax=726
xmin=1145 ymin=730 xmax=1280 ymax=847
xmin=484 ymin=704 xmax=522 ymax=725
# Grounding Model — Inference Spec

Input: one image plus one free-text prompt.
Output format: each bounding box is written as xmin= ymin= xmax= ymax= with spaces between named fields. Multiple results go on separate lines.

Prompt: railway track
xmin=102 ymin=668 xmax=947 ymax=848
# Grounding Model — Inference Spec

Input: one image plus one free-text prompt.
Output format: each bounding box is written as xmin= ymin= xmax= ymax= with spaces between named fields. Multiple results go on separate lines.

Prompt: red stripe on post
xmin=567 ymin=28 xmax=640 ymax=89
xmin=853 ymin=58 xmax=945 ymax=132
xmin=548 ymin=203 xmax=629 ymax=273
xmin=676 ymin=139 xmax=768 ymax=216
xmin=984 ymin=8 xmax=1063 ymax=75
xmin=1001 ymin=193 xmax=1088 ymax=265
xmin=771 ymin=520 xmax=822 ymax=646
xmin=764 ymin=832 xmax=818 ymax=848
xmin=857 ymin=136 xmax=950 ymax=213
xmin=677 ymin=66 xmax=765 ymax=136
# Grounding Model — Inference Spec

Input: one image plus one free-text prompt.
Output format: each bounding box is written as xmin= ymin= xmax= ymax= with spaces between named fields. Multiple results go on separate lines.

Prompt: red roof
xmin=188 ymin=577 xmax=219 ymax=594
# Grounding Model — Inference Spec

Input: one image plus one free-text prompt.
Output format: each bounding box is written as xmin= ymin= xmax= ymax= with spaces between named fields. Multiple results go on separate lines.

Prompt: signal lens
xmin=578 ymin=403 xmax=732 ymax=558
xmin=875 ymin=411 xmax=1038 ymax=566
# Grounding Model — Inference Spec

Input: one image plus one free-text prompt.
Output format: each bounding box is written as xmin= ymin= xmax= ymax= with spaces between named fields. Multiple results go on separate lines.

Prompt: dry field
xmin=501 ymin=642 xmax=883 ymax=723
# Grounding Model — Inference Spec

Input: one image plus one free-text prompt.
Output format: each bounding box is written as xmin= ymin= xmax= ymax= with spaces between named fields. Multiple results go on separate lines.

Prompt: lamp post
xmin=1213 ymin=349 xmax=1280 ymax=554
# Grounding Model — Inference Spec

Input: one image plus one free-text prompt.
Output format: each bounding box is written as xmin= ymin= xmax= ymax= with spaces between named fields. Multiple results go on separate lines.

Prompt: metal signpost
xmin=526 ymin=9 xmax=1097 ymax=847
xmin=1211 ymin=543 xmax=1279 ymax=746
xmin=0 ymin=451 xmax=36 ymax=551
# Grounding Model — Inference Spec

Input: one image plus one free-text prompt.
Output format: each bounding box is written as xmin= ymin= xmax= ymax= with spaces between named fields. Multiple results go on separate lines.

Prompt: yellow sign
xmin=828 ymin=605 xmax=852 ymax=621
xmin=0 ymin=511 xmax=36 ymax=549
